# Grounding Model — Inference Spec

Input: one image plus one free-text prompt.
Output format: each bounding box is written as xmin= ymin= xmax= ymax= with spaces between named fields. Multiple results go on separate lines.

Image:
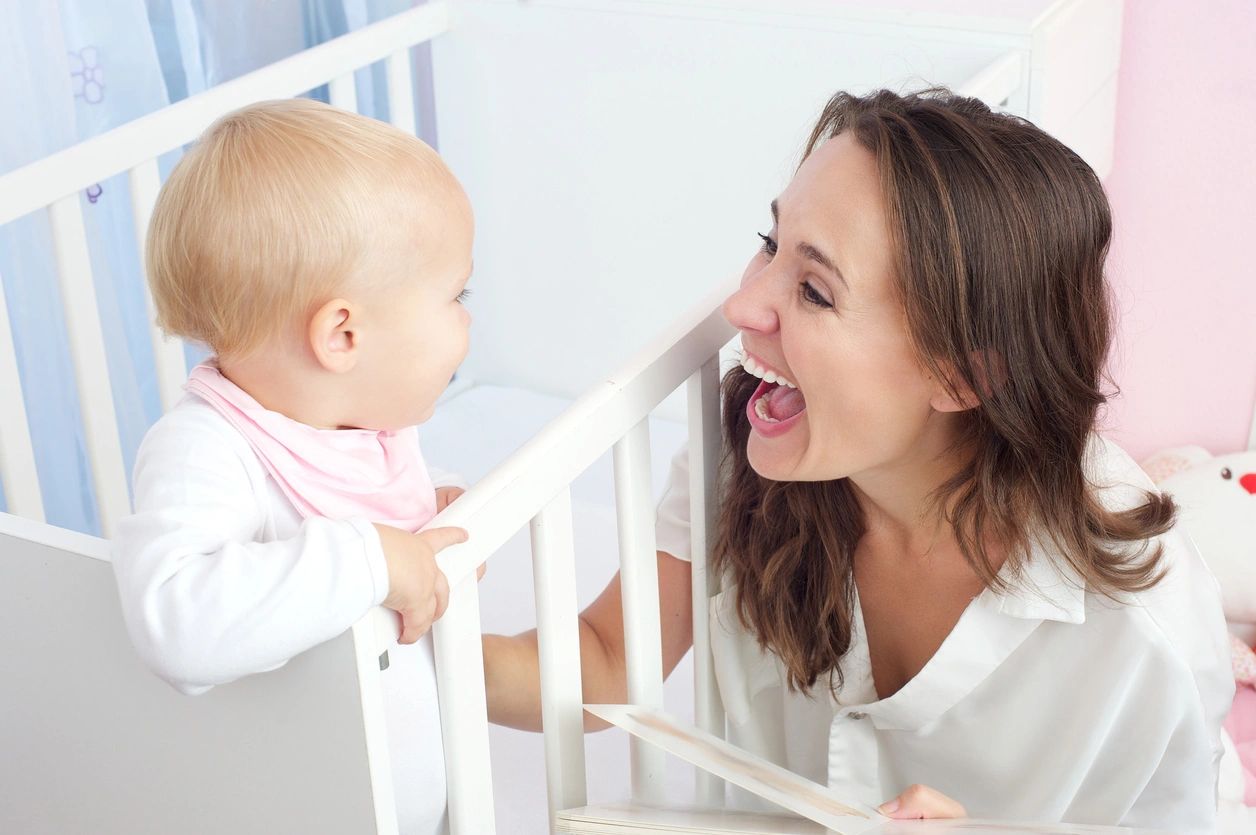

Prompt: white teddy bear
xmin=1142 ymin=444 xmax=1256 ymax=830
xmin=1143 ymin=446 xmax=1256 ymax=644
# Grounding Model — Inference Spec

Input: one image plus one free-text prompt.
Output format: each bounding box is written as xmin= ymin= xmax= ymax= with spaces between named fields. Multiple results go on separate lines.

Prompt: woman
xmin=482 ymin=88 xmax=1232 ymax=828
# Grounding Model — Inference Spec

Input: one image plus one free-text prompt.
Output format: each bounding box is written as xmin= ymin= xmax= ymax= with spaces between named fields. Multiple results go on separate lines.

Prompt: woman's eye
xmin=757 ymin=232 xmax=778 ymax=257
xmin=456 ymin=288 xmax=472 ymax=303
xmin=800 ymin=281 xmax=833 ymax=309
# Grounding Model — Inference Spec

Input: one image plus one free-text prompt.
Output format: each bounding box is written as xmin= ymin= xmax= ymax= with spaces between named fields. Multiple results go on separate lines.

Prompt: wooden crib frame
xmin=0 ymin=2 xmax=1120 ymax=832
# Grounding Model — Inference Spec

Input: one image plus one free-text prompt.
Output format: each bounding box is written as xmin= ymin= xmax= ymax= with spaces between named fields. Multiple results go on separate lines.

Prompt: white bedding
xmin=420 ymin=383 xmax=700 ymax=834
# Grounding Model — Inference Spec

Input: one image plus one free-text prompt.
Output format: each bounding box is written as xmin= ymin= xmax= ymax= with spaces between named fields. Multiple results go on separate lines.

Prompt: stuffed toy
xmin=1142 ymin=444 xmax=1256 ymax=813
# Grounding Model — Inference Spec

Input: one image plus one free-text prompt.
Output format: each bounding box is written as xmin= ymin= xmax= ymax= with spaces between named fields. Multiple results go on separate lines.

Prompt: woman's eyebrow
xmin=770 ymin=199 xmax=849 ymax=289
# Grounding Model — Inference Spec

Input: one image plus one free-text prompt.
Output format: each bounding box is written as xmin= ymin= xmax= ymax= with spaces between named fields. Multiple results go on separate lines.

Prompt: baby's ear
xmin=930 ymin=350 xmax=1005 ymax=413
xmin=308 ymin=298 xmax=359 ymax=373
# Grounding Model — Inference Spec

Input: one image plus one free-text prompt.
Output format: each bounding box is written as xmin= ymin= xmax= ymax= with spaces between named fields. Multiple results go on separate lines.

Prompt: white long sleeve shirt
xmin=113 ymin=395 xmax=459 ymax=835
xmin=655 ymin=434 xmax=1233 ymax=831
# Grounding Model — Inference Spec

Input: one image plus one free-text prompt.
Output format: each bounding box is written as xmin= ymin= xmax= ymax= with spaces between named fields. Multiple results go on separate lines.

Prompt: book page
xmin=584 ymin=704 xmax=886 ymax=834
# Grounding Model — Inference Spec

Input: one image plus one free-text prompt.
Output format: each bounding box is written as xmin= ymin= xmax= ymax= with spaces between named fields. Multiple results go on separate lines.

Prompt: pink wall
xmin=1102 ymin=0 xmax=1256 ymax=460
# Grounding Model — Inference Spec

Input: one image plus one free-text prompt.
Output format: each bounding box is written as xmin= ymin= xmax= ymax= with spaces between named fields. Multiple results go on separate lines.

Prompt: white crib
xmin=0 ymin=2 xmax=1128 ymax=832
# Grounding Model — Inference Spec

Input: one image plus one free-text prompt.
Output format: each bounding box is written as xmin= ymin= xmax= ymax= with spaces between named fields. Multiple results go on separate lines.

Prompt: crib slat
xmin=432 ymin=579 xmax=496 ymax=834
xmin=329 ymin=72 xmax=359 ymax=112
xmin=613 ymin=418 xmax=667 ymax=802
xmin=349 ymin=615 xmax=401 ymax=835
xmin=0 ymin=282 xmax=45 ymax=522
xmin=128 ymin=159 xmax=187 ymax=411
xmin=47 ymin=195 xmax=130 ymax=536
xmin=686 ymin=355 xmax=726 ymax=805
xmin=530 ymin=487 xmax=589 ymax=826
xmin=385 ymin=49 xmax=417 ymax=135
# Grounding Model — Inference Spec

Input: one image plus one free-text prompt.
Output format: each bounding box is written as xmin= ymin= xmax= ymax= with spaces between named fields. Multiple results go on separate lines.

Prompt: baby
xmin=112 ymin=98 xmax=474 ymax=834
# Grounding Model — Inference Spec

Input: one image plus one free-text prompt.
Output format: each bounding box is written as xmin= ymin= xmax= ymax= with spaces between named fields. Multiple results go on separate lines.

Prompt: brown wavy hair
xmin=713 ymin=88 xmax=1174 ymax=695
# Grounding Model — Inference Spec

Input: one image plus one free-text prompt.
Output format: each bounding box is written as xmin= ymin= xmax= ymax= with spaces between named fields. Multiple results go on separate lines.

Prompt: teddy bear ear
xmin=1140 ymin=445 xmax=1213 ymax=484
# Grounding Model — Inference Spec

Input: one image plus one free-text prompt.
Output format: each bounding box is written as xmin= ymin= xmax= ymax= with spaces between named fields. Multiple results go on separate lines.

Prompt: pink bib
xmin=185 ymin=362 xmax=437 ymax=532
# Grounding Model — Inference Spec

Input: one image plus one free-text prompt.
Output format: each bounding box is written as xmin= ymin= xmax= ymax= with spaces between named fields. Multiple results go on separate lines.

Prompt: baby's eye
xmin=757 ymin=232 xmax=778 ymax=258
xmin=456 ymin=288 xmax=472 ymax=303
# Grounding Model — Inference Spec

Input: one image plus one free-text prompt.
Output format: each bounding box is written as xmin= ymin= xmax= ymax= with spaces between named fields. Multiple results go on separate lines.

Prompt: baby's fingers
xmin=878 ymin=784 xmax=966 ymax=819
xmin=421 ymin=526 xmax=469 ymax=553
xmin=433 ymin=570 xmax=450 ymax=621
xmin=398 ymin=608 xmax=434 ymax=645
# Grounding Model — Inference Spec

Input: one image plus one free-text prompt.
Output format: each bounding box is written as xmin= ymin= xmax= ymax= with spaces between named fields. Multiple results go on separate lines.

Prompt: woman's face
xmin=723 ymin=131 xmax=951 ymax=483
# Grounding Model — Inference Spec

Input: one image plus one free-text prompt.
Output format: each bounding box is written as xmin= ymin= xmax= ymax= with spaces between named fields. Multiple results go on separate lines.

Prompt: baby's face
xmin=355 ymin=189 xmax=474 ymax=429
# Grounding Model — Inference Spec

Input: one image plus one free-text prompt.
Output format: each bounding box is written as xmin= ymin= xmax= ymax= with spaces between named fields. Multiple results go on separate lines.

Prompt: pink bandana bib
xmin=185 ymin=362 xmax=437 ymax=532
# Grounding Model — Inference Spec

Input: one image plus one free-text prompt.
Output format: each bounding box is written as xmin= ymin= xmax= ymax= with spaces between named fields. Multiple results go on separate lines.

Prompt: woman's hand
xmin=878 ymin=784 xmax=966 ymax=819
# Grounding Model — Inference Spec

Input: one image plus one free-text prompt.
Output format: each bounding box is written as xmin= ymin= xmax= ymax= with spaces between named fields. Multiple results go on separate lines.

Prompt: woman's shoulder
xmin=1078 ymin=435 xmax=1232 ymax=712
xmin=1082 ymin=433 xmax=1158 ymax=512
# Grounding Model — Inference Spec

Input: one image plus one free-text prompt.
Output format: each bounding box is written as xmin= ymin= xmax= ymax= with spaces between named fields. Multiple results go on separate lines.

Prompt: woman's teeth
xmin=754 ymin=395 xmax=778 ymax=423
xmin=740 ymin=354 xmax=797 ymax=389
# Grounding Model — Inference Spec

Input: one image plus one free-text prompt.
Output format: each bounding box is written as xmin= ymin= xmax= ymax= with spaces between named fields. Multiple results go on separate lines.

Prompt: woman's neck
xmin=848 ymin=413 xmax=976 ymax=563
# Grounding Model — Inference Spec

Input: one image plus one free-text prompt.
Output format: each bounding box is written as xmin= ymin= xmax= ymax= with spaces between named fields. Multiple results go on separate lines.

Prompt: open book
xmin=556 ymin=706 xmax=1170 ymax=835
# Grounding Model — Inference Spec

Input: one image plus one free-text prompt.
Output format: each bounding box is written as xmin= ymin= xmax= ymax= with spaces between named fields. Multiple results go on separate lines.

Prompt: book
xmin=561 ymin=705 xmax=1170 ymax=835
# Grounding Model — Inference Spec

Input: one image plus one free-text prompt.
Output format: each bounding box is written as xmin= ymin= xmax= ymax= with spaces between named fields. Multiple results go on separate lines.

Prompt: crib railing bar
xmin=127 ymin=159 xmax=188 ymax=412
xmin=530 ymin=487 xmax=589 ymax=827
xmin=0 ymin=2 xmax=451 ymax=227
xmin=686 ymin=355 xmax=726 ymax=805
xmin=432 ymin=578 xmax=496 ymax=834
xmin=348 ymin=618 xmax=401 ymax=835
xmin=47 ymin=196 xmax=130 ymax=537
xmin=0 ymin=286 xmax=45 ymax=522
xmin=385 ymin=49 xmax=417 ymax=135
xmin=431 ymin=283 xmax=737 ymax=591
xmin=329 ymin=72 xmax=359 ymax=113
xmin=613 ymin=419 xmax=667 ymax=803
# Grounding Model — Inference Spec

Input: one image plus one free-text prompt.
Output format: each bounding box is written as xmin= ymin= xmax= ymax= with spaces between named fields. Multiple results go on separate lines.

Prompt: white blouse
xmin=112 ymin=395 xmax=460 ymax=835
xmin=654 ymin=434 xmax=1233 ymax=830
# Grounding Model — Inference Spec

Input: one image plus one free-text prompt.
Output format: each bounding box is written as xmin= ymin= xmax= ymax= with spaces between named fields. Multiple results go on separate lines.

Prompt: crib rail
xmin=427 ymin=283 xmax=735 ymax=831
xmin=0 ymin=2 xmax=450 ymax=536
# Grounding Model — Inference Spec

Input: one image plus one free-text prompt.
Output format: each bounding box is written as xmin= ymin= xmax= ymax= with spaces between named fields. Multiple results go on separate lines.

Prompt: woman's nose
xmin=722 ymin=273 xmax=780 ymax=335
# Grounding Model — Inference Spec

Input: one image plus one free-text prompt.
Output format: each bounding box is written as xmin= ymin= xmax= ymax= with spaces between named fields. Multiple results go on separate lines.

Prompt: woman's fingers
xmin=878 ymin=784 xmax=966 ymax=819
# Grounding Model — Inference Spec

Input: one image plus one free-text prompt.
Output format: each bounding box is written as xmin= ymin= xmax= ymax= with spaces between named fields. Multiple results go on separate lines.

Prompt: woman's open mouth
xmin=742 ymin=352 xmax=806 ymax=437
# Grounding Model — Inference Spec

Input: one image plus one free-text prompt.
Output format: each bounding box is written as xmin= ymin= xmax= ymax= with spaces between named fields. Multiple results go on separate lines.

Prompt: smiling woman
xmin=482 ymin=87 xmax=1234 ymax=830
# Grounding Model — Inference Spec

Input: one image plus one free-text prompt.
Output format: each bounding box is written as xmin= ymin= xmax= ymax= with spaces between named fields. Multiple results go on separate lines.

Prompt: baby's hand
xmin=435 ymin=486 xmax=465 ymax=513
xmin=433 ymin=486 xmax=487 ymax=581
xmin=374 ymin=523 xmax=468 ymax=644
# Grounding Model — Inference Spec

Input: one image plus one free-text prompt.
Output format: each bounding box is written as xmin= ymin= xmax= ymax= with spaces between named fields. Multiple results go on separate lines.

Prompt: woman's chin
xmin=746 ymin=421 xmax=809 ymax=481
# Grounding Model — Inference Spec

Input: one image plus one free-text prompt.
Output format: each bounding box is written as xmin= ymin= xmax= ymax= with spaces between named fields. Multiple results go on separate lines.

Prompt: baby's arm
xmin=112 ymin=406 xmax=391 ymax=695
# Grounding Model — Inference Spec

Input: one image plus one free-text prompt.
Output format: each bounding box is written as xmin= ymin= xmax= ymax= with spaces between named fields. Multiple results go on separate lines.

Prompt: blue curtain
xmin=0 ymin=0 xmax=421 ymax=534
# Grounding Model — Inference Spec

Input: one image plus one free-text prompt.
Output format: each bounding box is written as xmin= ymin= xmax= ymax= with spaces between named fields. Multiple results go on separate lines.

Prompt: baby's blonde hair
xmin=146 ymin=97 xmax=458 ymax=359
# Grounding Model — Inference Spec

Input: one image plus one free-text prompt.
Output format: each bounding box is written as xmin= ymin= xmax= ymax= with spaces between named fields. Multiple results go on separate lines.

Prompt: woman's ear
xmin=308 ymin=298 xmax=360 ymax=373
xmin=929 ymin=349 xmax=1006 ymax=413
